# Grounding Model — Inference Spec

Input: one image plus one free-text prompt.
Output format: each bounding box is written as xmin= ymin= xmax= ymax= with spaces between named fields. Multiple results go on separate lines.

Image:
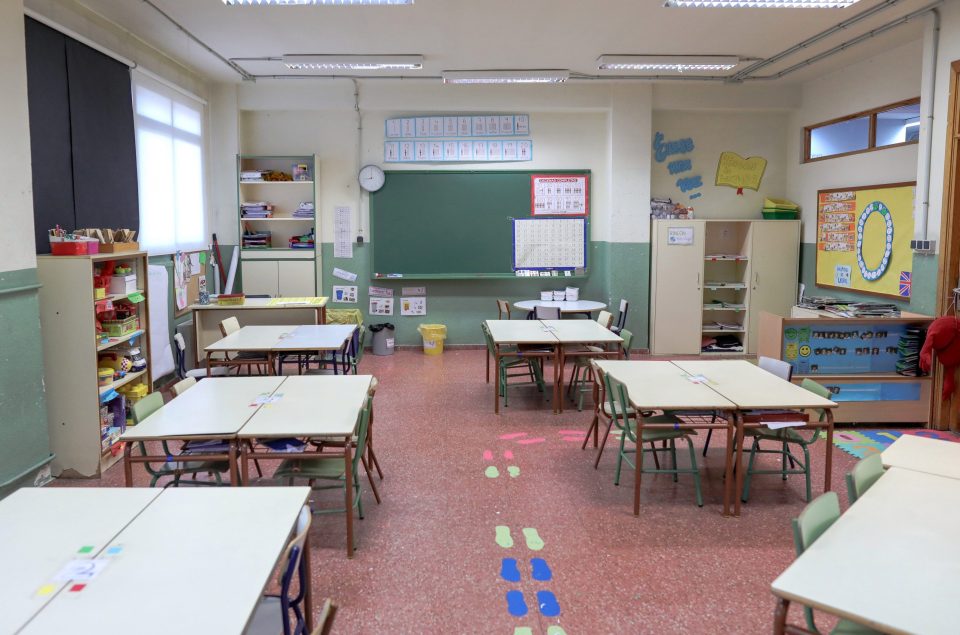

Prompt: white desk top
xmin=771 ymin=468 xmax=960 ymax=634
xmin=672 ymin=359 xmax=837 ymax=410
xmin=595 ymin=360 xmax=735 ymax=411
xmin=205 ymin=325 xmax=293 ymax=352
xmin=191 ymin=297 xmax=327 ymax=310
xmin=239 ymin=374 xmax=372 ymax=439
xmin=485 ymin=319 xmax=559 ymax=345
xmin=120 ymin=376 xmax=285 ymax=441
xmin=514 ymin=299 xmax=606 ymax=313
xmin=541 ymin=319 xmax=623 ymax=344
xmin=0 ymin=488 xmax=161 ymax=634
xmin=882 ymin=435 xmax=960 ymax=480
xmin=272 ymin=324 xmax=357 ymax=352
xmin=21 ymin=487 xmax=311 ymax=635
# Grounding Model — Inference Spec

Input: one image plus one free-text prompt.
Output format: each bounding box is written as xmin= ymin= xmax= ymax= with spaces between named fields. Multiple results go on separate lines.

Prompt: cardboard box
xmin=100 ymin=242 xmax=139 ymax=253
xmin=109 ymin=274 xmax=138 ymax=295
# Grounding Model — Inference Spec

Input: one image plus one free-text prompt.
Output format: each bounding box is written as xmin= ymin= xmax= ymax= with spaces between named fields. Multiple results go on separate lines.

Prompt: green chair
xmin=791 ymin=492 xmax=882 ymax=634
xmin=273 ymin=402 xmax=373 ymax=550
xmin=604 ymin=369 xmax=703 ymax=507
xmin=845 ymin=453 xmax=884 ymax=505
xmin=131 ymin=393 xmax=228 ymax=488
xmin=567 ymin=329 xmax=633 ymax=412
xmin=481 ymin=323 xmax=545 ymax=407
xmin=741 ymin=378 xmax=830 ymax=504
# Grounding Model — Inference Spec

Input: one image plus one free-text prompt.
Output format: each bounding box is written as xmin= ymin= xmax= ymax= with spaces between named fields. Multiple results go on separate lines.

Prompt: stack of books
xmin=241 ymin=202 xmax=273 ymax=218
xmin=293 ymin=202 xmax=315 ymax=218
xmin=240 ymin=170 xmax=266 ymax=182
xmin=896 ymin=326 xmax=926 ymax=376
xmin=242 ymin=230 xmax=272 ymax=249
xmin=289 ymin=229 xmax=315 ymax=250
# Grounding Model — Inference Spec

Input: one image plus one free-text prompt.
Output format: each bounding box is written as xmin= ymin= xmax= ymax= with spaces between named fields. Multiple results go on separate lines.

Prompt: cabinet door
xmin=278 ymin=260 xmax=316 ymax=296
xmin=748 ymin=221 xmax=800 ymax=353
xmin=241 ymin=260 xmax=279 ymax=296
xmin=651 ymin=220 xmax=704 ymax=354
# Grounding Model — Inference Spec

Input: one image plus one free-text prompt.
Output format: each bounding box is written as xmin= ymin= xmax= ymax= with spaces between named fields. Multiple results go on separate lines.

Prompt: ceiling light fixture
xmin=441 ymin=70 xmax=569 ymax=85
xmin=282 ymin=54 xmax=423 ymax=70
xmin=664 ymin=0 xmax=859 ymax=7
xmin=225 ymin=0 xmax=412 ymax=6
xmin=598 ymin=55 xmax=740 ymax=72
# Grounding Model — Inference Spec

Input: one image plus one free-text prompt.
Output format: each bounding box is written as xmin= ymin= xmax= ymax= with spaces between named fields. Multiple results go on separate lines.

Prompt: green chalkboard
xmin=370 ymin=170 xmax=589 ymax=279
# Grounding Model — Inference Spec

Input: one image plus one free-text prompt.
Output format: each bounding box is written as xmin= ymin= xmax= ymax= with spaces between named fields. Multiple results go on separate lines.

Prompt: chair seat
xmin=185 ymin=367 xmax=230 ymax=378
xmin=624 ymin=418 xmax=698 ymax=442
xmin=832 ymin=619 xmax=883 ymax=635
xmin=156 ymin=459 xmax=228 ymax=475
xmin=235 ymin=351 xmax=270 ymax=361
xmin=749 ymin=427 xmax=811 ymax=444
xmin=274 ymin=457 xmax=346 ymax=480
xmin=602 ymin=401 xmax=636 ymax=416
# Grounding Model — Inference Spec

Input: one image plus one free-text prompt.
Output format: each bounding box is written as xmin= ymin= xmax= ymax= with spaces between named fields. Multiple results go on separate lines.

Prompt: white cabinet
xmin=650 ymin=219 xmax=800 ymax=356
xmin=241 ymin=258 xmax=316 ymax=297
xmin=241 ymin=260 xmax=279 ymax=296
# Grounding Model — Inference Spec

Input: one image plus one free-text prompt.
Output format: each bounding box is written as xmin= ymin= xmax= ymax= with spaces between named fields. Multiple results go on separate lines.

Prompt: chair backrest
xmin=275 ymin=505 xmax=313 ymax=635
xmin=614 ymin=299 xmax=629 ymax=332
xmin=219 ymin=316 xmax=241 ymax=337
xmin=845 ymin=453 xmax=884 ymax=504
xmin=790 ymin=491 xmax=841 ymax=633
xmin=800 ymin=378 xmax=832 ymax=421
xmin=352 ymin=325 xmax=367 ymax=367
xmin=496 ymin=299 xmax=511 ymax=319
xmin=171 ymin=377 xmax=197 ymax=397
xmin=620 ymin=329 xmax=633 ymax=359
xmin=481 ymin=322 xmax=496 ymax=356
xmin=601 ymin=371 xmax=634 ymax=439
xmin=534 ymin=305 xmax=560 ymax=320
xmin=173 ymin=333 xmax=187 ymax=379
xmin=132 ymin=392 xmax=164 ymax=424
xmin=352 ymin=402 xmax=373 ymax=475
xmin=368 ymin=376 xmax=379 ymax=397
xmin=758 ymin=356 xmax=793 ymax=381
xmin=597 ymin=310 xmax=614 ymax=329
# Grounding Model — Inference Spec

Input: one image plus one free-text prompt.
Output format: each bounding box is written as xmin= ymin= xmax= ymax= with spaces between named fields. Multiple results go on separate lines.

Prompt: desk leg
xmin=229 ymin=441 xmax=240 ymax=486
xmin=319 ymin=306 xmax=326 ymax=325
xmin=773 ymin=597 xmax=790 ymax=635
xmin=206 ymin=351 xmax=212 ymax=377
xmin=723 ymin=412 xmax=734 ymax=517
xmin=240 ymin=441 xmax=249 ymax=486
xmin=633 ymin=412 xmax=643 ymax=516
xmin=734 ymin=412 xmax=745 ymax=517
xmin=824 ymin=410 xmax=835 ymax=493
xmin=304 ymin=528 xmax=315 ymax=632
xmin=494 ymin=346 xmax=501 ymax=415
xmin=123 ymin=442 xmax=133 ymax=487
xmin=554 ymin=347 xmax=562 ymax=415
xmin=344 ymin=438 xmax=355 ymax=558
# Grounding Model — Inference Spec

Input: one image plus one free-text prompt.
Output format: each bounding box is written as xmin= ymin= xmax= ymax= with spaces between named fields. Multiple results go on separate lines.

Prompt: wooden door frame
xmin=932 ymin=60 xmax=960 ymax=430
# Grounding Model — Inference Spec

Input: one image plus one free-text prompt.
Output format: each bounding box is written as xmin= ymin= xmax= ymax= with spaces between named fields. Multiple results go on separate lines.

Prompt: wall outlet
xmin=356 ymin=235 xmax=364 ymax=244
xmin=910 ymin=239 xmax=936 ymax=253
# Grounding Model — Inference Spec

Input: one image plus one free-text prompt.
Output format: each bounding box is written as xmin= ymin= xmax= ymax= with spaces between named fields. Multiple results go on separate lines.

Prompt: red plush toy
xmin=920 ymin=316 xmax=960 ymax=399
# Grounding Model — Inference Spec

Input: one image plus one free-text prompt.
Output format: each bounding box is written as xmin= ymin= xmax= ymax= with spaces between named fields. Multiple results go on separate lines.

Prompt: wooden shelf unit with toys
xmin=37 ymin=251 xmax=152 ymax=477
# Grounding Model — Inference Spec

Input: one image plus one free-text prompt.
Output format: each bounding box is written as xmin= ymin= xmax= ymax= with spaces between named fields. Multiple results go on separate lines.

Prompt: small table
xmin=272 ymin=324 xmax=358 ymax=375
xmin=771 ymin=468 xmax=960 ymax=635
xmin=882 ymin=434 xmax=960 ymax=480
xmin=19 ymin=487 xmax=313 ymax=635
xmin=543 ymin=319 xmax=623 ymax=414
xmin=595 ymin=360 xmax=738 ymax=516
xmin=514 ymin=299 xmax=606 ymax=318
xmin=485 ymin=320 xmax=561 ymax=415
xmin=0 ymin=488 xmax=162 ymax=634
xmin=205 ymin=324 xmax=357 ymax=376
xmin=120 ymin=376 xmax=286 ymax=486
xmin=239 ymin=374 xmax=373 ymax=558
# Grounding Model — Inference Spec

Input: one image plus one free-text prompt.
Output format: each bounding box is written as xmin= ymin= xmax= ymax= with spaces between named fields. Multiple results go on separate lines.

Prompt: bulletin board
xmin=173 ymin=251 xmax=207 ymax=317
xmin=815 ymin=182 xmax=915 ymax=299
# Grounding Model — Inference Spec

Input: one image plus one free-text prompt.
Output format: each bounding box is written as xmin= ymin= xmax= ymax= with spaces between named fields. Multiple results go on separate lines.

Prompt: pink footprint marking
xmin=517 ymin=438 xmax=546 ymax=445
xmin=559 ymin=430 xmax=586 ymax=436
xmin=483 ymin=450 xmax=493 ymax=461
xmin=503 ymin=450 xmax=514 ymax=459
xmin=561 ymin=437 xmax=583 ymax=443
xmin=499 ymin=433 xmax=528 ymax=440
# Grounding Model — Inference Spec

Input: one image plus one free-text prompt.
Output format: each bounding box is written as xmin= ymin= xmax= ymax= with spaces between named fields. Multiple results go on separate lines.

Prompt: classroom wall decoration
xmin=815 ymin=182 xmax=915 ymax=299
xmin=715 ymin=151 xmax=767 ymax=195
xmin=653 ymin=131 xmax=702 ymax=201
xmin=385 ymin=139 xmax=532 ymax=163
xmin=384 ymin=114 xmax=532 ymax=163
xmin=386 ymin=115 xmax=530 ymax=138
xmin=513 ymin=218 xmax=587 ymax=271
xmin=530 ymin=174 xmax=589 ymax=216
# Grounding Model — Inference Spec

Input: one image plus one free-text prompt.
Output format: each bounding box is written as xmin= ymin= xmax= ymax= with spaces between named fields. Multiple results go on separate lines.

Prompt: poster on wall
xmin=715 ymin=151 xmax=767 ymax=195
xmin=815 ymin=182 xmax=915 ymax=299
xmin=400 ymin=297 xmax=426 ymax=316
xmin=369 ymin=297 xmax=394 ymax=316
xmin=530 ymin=174 xmax=590 ymax=216
xmin=332 ymin=285 xmax=358 ymax=303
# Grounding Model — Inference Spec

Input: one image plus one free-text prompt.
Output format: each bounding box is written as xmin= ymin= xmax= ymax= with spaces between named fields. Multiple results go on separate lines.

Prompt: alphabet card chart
xmin=531 ymin=174 xmax=589 ymax=216
xmin=384 ymin=114 xmax=532 ymax=163
xmin=513 ymin=218 xmax=587 ymax=271
xmin=385 ymin=114 xmax=530 ymax=138
xmin=385 ymin=140 xmax=532 ymax=163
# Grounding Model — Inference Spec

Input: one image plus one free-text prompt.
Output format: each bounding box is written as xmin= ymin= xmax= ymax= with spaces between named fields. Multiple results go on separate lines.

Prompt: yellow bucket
xmin=417 ymin=324 xmax=447 ymax=356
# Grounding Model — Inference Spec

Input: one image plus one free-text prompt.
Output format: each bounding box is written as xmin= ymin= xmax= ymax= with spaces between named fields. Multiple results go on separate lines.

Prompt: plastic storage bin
xmin=370 ymin=323 xmax=395 ymax=356
xmin=417 ymin=324 xmax=447 ymax=356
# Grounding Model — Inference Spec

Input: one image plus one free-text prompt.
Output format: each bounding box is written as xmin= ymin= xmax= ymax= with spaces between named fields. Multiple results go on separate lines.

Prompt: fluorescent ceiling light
xmin=599 ymin=55 xmax=739 ymax=72
xmin=282 ymin=54 xmax=423 ymax=70
xmin=664 ymin=0 xmax=859 ymax=7
xmin=441 ymin=70 xmax=569 ymax=84
xmin=225 ymin=0 xmax=412 ymax=5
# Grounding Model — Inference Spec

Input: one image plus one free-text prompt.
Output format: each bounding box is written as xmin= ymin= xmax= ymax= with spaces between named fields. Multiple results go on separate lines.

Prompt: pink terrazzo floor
xmin=53 ymin=349 xmax=866 ymax=634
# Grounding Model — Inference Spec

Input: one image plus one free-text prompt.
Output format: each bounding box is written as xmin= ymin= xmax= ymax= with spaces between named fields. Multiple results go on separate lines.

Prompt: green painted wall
xmin=0 ymin=268 xmax=53 ymax=497
xmin=318 ymin=241 xmax=651 ymax=348
xmin=799 ymin=243 xmax=937 ymax=315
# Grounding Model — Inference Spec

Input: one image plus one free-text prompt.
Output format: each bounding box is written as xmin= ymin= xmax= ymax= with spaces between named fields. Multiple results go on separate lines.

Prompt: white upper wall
xmin=928 ymin=2 xmax=960 ymax=253
xmin=1 ymin=0 xmax=37 ymax=273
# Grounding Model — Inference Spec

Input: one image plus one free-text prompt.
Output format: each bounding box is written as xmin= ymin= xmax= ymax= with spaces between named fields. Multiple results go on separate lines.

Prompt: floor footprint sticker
xmin=483 ymin=449 xmax=519 ymax=478
xmin=506 ymin=590 xmax=528 ymax=617
xmin=522 ymin=527 xmax=545 ymax=551
xmin=500 ymin=558 xmax=521 ymax=583
xmin=531 ymin=557 xmax=552 ymax=581
xmin=495 ymin=526 xmax=514 ymax=549
xmin=537 ymin=590 xmax=561 ymax=617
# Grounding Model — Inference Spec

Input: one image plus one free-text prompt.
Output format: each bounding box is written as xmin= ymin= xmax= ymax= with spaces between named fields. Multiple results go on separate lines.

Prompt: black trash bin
xmin=370 ymin=323 xmax=395 ymax=356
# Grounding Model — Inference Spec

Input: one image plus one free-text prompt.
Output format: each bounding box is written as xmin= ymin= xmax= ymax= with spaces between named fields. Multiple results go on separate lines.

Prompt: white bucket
xmin=553 ymin=290 xmax=566 ymax=301
xmin=540 ymin=291 xmax=552 ymax=301
xmin=565 ymin=287 xmax=579 ymax=302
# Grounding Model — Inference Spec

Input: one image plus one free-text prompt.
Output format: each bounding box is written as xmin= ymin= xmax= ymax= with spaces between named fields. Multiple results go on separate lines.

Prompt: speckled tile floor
xmin=53 ymin=349 xmax=866 ymax=634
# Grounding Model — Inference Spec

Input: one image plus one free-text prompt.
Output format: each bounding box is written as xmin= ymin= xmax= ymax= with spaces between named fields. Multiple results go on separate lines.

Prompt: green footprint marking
xmin=507 ymin=465 xmax=520 ymax=478
xmin=514 ymin=629 xmax=533 ymax=635
xmin=547 ymin=627 xmax=567 ymax=635
xmin=485 ymin=466 xmax=500 ymax=478
xmin=522 ymin=527 xmax=545 ymax=551
xmin=495 ymin=525 xmax=514 ymax=549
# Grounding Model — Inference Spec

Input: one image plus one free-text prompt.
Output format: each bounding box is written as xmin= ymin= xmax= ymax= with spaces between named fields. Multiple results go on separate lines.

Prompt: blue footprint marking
xmin=530 ymin=558 xmax=552 ymax=582
xmin=500 ymin=558 xmax=521 ymax=583
xmin=506 ymin=590 xmax=528 ymax=617
xmin=537 ymin=590 xmax=561 ymax=617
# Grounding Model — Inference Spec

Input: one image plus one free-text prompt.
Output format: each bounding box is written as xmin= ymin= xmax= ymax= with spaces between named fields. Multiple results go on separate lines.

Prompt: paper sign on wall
xmin=834 ymin=265 xmax=852 ymax=287
xmin=369 ymin=286 xmax=394 ymax=297
xmin=334 ymin=207 xmax=353 ymax=259
xmin=400 ymin=297 xmax=427 ymax=316
xmin=402 ymin=286 xmax=426 ymax=296
xmin=333 ymin=285 xmax=358 ymax=303
xmin=667 ymin=227 xmax=695 ymax=245
xmin=332 ymin=267 xmax=358 ymax=282
xmin=370 ymin=297 xmax=394 ymax=315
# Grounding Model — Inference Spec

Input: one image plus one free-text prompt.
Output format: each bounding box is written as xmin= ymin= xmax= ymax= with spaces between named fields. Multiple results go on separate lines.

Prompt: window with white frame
xmin=132 ymin=71 xmax=206 ymax=254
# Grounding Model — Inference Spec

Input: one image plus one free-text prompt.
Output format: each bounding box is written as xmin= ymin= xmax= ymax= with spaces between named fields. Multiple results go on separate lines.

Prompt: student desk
xmin=485 ymin=319 xmax=562 ymax=415
xmin=0 ymin=488 xmax=162 ymax=634
xmin=543 ymin=319 xmax=623 ymax=413
xmin=771 ymin=468 xmax=960 ymax=635
xmin=205 ymin=324 xmax=357 ymax=375
xmin=594 ymin=360 xmax=738 ymax=516
xmin=272 ymin=324 xmax=358 ymax=375
xmin=120 ymin=376 xmax=285 ymax=486
xmin=19 ymin=487 xmax=313 ymax=635
xmin=672 ymin=359 xmax=838 ymax=517
xmin=514 ymin=299 xmax=606 ymax=318
xmin=881 ymin=434 xmax=960 ymax=480
xmin=190 ymin=296 xmax=328 ymax=365
xmin=239 ymin=374 xmax=373 ymax=557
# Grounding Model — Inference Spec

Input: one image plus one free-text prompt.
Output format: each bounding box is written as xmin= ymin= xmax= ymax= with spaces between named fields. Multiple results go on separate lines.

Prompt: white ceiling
xmin=67 ymin=0 xmax=930 ymax=85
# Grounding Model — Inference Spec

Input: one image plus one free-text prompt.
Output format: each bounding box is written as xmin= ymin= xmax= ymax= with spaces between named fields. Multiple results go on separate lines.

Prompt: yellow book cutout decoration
xmin=715 ymin=151 xmax=767 ymax=195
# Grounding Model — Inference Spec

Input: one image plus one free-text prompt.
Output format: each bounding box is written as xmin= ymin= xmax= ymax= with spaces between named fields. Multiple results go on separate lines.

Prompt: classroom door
xmin=650 ymin=220 xmax=704 ymax=355
xmin=747 ymin=220 xmax=800 ymax=353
